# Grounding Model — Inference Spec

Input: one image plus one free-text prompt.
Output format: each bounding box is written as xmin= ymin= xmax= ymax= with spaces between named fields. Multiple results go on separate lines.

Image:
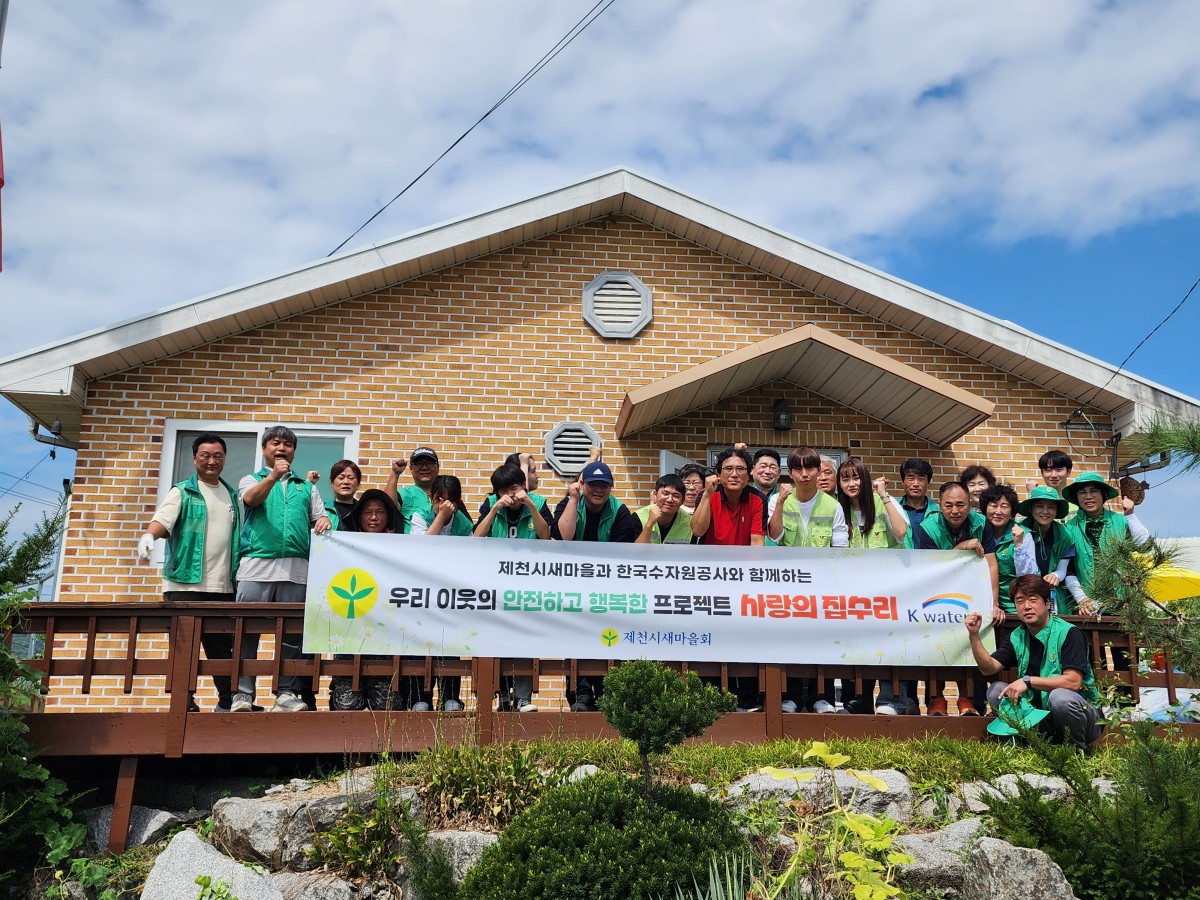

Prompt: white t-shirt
xmin=236 ymin=474 xmax=326 ymax=585
xmin=153 ymin=480 xmax=237 ymax=593
xmin=767 ymin=491 xmax=849 ymax=547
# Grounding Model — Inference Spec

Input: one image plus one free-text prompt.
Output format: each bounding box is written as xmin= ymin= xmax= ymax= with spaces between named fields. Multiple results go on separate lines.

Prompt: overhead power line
xmin=328 ymin=0 xmax=617 ymax=257
xmin=0 ymin=451 xmax=52 ymax=504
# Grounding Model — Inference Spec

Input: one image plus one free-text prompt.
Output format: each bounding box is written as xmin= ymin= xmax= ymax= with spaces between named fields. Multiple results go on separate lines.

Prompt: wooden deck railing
xmin=5 ymin=600 xmax=1199 ymax=852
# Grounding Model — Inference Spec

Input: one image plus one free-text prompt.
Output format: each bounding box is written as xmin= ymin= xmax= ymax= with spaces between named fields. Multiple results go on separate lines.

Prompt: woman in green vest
xmin=978 ymin=483 xmax=1036 ymax=615
xmin=835 ymin=457 xmax=909 ymax=715
xmin=1016 ymin=486 xmax=1076 ymax=611
xmin=413 ymin=475 xmax=475 ymax=537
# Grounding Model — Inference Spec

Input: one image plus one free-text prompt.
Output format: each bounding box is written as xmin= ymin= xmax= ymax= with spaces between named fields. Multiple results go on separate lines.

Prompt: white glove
xmin=137 ymin=533 xmax=156 ymax=562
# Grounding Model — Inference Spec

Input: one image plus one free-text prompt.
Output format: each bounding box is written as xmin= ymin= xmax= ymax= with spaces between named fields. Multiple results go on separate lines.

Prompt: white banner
xmin=303 ymin=534 xmax=995 ymax=665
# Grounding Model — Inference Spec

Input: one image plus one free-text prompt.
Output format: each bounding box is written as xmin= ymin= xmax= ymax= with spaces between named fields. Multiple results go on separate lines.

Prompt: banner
xmin=304 ymin=534 xmax=995 ymax=665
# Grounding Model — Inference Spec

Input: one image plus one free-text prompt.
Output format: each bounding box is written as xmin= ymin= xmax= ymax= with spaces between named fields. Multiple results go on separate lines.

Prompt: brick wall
xmin=47 ymin=215 xmax=1113 ymax=710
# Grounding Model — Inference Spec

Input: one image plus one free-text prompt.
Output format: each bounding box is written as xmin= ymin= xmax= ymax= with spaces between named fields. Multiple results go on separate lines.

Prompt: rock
xmin=565 ymin=764 xmax=598 ymax=783
xmin=961 ymin=781 xmax=1003 ymax=814
xmin=142 ymin=830 xmax=283 ymax=900
xmin=1091 ymin=778 xmax=1117 ymax=797
xmin=962 ymin=837 xmax=1078 ymax=900
xmin=155 ymin=776 xmax=266 ymax=814
xmin=83 ymin=805 xmax=180 ymax=852
xmin=993 ymin=774 xmax=1071 ymax=802
xmin=915 ymin=792 xmax=963 ymax=821
xmin=274 ymin=872 xmax=357 ymax=900
xmin=429 ymin=830 xmax=499 ymax=881
xmin=725 ymin=768 xmax=914 ymax=824
xmin=264 ymin=778 xmax=311 ymax=796
xmin=212 ymin=793 xmax=354 ymax=871
xmin=895 ymin=817 xmax=986 ymax=893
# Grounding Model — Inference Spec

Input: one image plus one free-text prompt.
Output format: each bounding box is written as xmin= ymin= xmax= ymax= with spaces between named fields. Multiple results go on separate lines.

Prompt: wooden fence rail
xmin=5 ymin=600 xmax=1199 ymax=853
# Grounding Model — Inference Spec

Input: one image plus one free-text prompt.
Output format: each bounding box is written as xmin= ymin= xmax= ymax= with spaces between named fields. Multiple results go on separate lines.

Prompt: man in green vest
xmin=383 ymin=446 xmax=440 ymax=534
xmin=553 ymin=460 xmax=640 ymax=710
xmin=965 ymin=574 xmax=1102 ymax=750
xmin=234 ymin=426 xmax=332 ymax=713
xmin=634 ymin=474 xmax=696 ymax=544
xmin=139 ymin=432 xmax=241 ymax=712
xmin=767 ymin=446 xmax=848 ymax=713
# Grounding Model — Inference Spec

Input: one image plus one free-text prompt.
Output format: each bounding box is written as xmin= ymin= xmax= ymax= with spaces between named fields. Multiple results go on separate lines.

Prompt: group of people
xmin=140 ymin=427 xmax=1143 ymax=749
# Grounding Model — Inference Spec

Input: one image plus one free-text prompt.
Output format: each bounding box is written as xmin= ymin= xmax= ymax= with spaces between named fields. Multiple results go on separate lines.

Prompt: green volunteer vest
xmin=847 ymin=494 xmax=900 ymax=549
xmin=759 ymin=484 xmax=779 ymax=547
xmin=240 ymin=470 xmax=316 ymax=560
xmin=902 ymin=498 xmax=938 ymax=549
xmin=1011 ymin=615 xmax=1097 ymax=704
xmin=780 ymin=490 xmax=839 ymax=548
xmin=919 ymin=508 xmax=987 ymax=550
xmin=448 ymin=509 xmax=475 ymax=537
xmin=635 ymin=505 xmax=694 ymax=544
xmin=1018 ymin=518 xmax=1075 ymax=579
xmin=163 ymin=474 xmax=240 ymax=584
xmin=324 ymin=500 xmax=342 ymax=532
xmin=399 ymin=484 xmax=433 ymax=536
xmin=1063 ymin=508 xmax=1129 ymax=597
xmin=573 ymin=494 xmax=621 ymax=541
xmin=993 ymin=521 xmax=1032 ymax=613
xmin=486 ymin=493 xmax=549 ymax=540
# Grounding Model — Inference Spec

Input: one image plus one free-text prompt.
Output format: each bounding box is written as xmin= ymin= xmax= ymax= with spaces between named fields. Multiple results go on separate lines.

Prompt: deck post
xmin=107 ymin=756 xmax=139 ymax=855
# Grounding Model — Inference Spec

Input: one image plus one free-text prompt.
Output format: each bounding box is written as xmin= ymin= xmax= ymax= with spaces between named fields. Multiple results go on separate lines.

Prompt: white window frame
xmin=150 ymin=418 xmax=360 ymax=564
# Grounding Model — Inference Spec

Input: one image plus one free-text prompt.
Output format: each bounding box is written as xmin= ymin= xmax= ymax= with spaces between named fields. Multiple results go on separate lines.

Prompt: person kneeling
xmin=964 ymin=574 xmax=1102 ymax=750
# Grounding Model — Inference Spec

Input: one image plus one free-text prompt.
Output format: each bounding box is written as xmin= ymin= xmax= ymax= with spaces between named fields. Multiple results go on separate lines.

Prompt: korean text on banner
xmin=304 ymin=534 xmax=995 ymax=666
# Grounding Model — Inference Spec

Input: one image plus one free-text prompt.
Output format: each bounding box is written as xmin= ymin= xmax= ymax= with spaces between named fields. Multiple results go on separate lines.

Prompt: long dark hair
xmin=430 ymin=475 xmax=469 ymax=518
xmin=836 ymin=456 xmax=875 ymax=539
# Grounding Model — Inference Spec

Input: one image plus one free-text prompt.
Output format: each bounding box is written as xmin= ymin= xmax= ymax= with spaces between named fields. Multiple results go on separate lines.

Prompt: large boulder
xmin=725 ymin=768 xmax=914 ymax=824
xmin=211 ymin=793 xmax=355 ymax=871
xmin=895 ymin=817 xmax=986 ymax=894
xmin=962 ymin=837 xmax=1079 ymax=900
xmin=993 ymin=774 xmax=1071 ymax=803
xmin=142 ymin=830 xmax=283 ymax=900
xmin=82 ymin=805 xmax=180 ymax=853
xmin=428 ymin=830 xmax=499 ymax=881
xmin=273 ymin=872 xmax=357 ymax=900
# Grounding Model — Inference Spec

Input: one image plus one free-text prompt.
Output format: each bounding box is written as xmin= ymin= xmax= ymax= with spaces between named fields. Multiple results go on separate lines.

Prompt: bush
xmin=458 ymin=773 xmax=745 ymax=900
xmin=598 ymin=659 xmax=735 ymax=793
xmin=985 ymin=720 xmax=1200 ymax=900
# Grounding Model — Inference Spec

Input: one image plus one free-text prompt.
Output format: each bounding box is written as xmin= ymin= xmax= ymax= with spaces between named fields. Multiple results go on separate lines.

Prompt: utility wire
xmin=0 ymin=452 xmax=52 ymax=504
xmin=1067 ymin=272 xmax=1200 ymax=422
xmin=327 ymin=0 xmax=617 ymax=257
xmin=0 ymin=470 xmax=62 ymax=497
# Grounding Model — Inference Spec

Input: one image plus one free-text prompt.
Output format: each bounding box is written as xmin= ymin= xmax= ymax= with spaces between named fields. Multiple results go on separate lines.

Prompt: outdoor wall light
xmin=772 ymin=399 xmax=792 ymax=431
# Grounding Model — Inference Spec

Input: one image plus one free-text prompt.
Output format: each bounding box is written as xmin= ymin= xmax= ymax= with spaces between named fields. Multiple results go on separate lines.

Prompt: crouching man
xmin=964 ymin=574 xmax=1102 ymax=750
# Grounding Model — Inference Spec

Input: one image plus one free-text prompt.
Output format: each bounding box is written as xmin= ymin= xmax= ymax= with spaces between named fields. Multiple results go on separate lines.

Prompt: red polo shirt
xmin=703 ymin=488 xmax=765 ymax=545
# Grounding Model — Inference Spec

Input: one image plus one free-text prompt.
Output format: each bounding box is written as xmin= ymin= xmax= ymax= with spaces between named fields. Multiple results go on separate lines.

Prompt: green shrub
xmin=597 ymin=659 xmax=735 ymax=793
xmin=985 ymin=720 xmax=1200 ymax=900
xmin=458 ymin=773 xmax=745 ymax=900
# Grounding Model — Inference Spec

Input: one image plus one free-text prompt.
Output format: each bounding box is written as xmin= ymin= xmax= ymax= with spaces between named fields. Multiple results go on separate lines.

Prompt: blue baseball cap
xmin=581 ymin=462 xmax=614 ymax=485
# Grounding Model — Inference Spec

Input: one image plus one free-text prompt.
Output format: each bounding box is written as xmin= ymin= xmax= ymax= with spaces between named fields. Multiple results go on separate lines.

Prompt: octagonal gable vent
xmin=544 ymin=421 xmax=603 ymax=476
xmin=583 ymin=271 xmax=652 ymax=339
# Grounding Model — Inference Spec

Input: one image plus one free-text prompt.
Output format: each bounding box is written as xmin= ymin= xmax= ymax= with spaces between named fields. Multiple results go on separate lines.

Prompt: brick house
xmin=3 ymin=167 xmax=1196 ymax=711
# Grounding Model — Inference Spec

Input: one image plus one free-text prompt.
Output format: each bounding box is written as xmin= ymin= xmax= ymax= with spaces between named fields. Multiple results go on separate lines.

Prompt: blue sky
xmin=1 ymin=0 xmax=1200 ymax=541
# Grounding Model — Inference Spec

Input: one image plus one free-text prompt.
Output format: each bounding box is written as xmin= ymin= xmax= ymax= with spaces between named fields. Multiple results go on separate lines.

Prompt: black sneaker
xmin=497 ymin=697 xmax=514 ymax=712
xmin=571 ymin=693 xmax=597 ymax=712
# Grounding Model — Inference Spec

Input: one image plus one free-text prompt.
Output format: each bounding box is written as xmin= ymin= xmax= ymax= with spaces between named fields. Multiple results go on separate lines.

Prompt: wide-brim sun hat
xmin=1017 ymin=486 xmax=1069 ymax=519
xmin=1062 ymin=471 xmax=1119 ymax=506
xmin=987 ymin=695 xmax=1052 ymax=737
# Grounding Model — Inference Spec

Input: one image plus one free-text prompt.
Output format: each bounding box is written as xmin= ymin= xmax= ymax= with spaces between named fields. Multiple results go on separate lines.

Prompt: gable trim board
xmin=1 ymin=166 xmax=1196 ymax=463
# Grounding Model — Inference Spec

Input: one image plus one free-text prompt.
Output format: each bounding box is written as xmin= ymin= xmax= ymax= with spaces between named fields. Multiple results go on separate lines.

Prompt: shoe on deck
xmin=875 ymin=703 xmax=899 ymax=715
xmin=271 ymin=692 xmax=308 ymax=713
xmin=812 ymin=700 xmax=836 ymax=714
xmin=517 ymin=699 xmax=538 ymax=713
xmin=410 ymin=701 xmax=432 ymax=712
xmin=957 ymin=698 xmax=980 ymax=716
xmin=230 ymin=693 xmax=254 ymax=713
xmin=571 ymin=693 xmax=597 ymax=712
xmin=929 ymin=697 xmax=948 ymax=716
xmin=781 ymin=700 xmax=798 ymax=713
xmin=442 ymin=699 xmax=464 ymax=712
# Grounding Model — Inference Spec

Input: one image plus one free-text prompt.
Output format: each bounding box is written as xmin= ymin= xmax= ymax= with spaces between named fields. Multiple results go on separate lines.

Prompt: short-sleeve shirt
xmin=152 ymin=481 xmax=237 ymax=594
xmin=703 ymin=488 xmax=766 ymax=546
xmin=990 ymin=623 xmax=1089 ymax=708
xmin=236 ymin=474 xmax=326 ymax=584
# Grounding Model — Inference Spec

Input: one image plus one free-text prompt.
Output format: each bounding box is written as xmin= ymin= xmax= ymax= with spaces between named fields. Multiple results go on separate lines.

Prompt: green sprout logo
xmin=601 ymin=628 xmax=619 ymax=647
xmin=327 ymin=569 xmax=378 ymax=619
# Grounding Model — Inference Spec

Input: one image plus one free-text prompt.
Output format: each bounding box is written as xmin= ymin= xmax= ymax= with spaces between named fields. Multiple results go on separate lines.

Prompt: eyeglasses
xmin=720 ymin=467 xmax=748 ymax=474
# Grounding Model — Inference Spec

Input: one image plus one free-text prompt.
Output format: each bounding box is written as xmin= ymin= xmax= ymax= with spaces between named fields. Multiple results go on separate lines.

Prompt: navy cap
xmin=410 ymin=447 xmax=439 ymax=463
xmin=581 ymin=461 xmax=614 ymax=485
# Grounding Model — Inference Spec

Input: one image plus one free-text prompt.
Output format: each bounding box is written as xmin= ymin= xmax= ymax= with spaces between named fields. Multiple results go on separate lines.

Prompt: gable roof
xmin=2 ymin=166 xmax=1196 ymax=456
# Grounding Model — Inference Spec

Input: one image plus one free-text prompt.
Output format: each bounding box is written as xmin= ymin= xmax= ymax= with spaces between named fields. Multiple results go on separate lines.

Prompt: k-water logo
xmin=907 ymin=593 xmax=971 ymax=623
xmin=327 ymin=569 xmax=379 ymax=619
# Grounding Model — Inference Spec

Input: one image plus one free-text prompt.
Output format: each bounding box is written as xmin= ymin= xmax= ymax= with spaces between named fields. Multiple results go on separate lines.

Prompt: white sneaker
xmin=442 ymin=699 xmax=464 ymax=711
xmin=410 ymin=701 xmax=432 ymax=712
xmin=517 ymin=699 xmax=538 ymax=712
xmin=230 ymin=693 xmax=254 ymax=713
xmin=271 ymin=692 xmax=308 ymax=713
xmin=781 ymin=700 xmax=798 ymax=713
xmin=875 ymin=703 xmax=899 ymax=716
xmin=812 ymin=700 xmax=836 ymax=714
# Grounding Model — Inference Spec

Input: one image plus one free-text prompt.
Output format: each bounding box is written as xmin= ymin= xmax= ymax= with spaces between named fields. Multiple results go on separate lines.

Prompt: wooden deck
xmin=7 ymin=600 xmax=1199 ymax=854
